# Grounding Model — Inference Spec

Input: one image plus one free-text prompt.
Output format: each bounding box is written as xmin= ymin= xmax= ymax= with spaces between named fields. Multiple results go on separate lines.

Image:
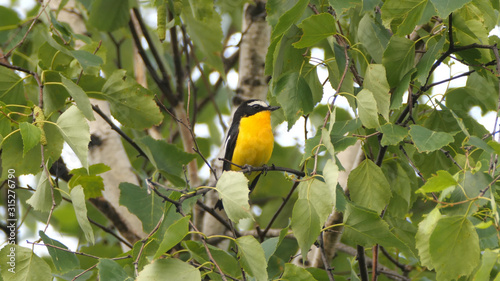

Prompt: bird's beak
xmin=268 ymin=105 xmax=280 ymax=111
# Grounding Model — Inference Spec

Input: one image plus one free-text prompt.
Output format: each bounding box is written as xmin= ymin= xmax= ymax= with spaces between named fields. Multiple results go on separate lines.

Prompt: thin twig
xmin=134 ymin=213 xmax=165 ymax=277
xmin=1 ymin=0 xmax=50 ymax=59
xmin=318 ymin=232 xmax=335 ymax=281
xmin=217 ymin=159 xmax=306 ymax=178
xmin=91 ymin=104 xmax=149 ymax=159
xmin=260 ymin=180 xmax=300 ymax=240
xmin=131 ymin=8 xmax=171 ymax=83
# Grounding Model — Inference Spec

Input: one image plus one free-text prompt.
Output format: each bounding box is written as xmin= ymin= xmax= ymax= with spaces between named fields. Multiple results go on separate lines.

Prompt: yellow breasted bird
xmin=216 ymin=99 xmax=280 ymax=209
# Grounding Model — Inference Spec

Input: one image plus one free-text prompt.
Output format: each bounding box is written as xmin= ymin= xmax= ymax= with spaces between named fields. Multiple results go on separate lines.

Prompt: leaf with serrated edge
xmin=379 ymin=123 xmax=408 ymax=146
xmin=415 ymin=208 xmax=441 ymax=269
xmin=416 ymin=170 xmax=457 ymax=194
xmin=293 ymin=13 xmax=336 ymax=48
xmin=39 ymin=231 xmax=80 ymax=273
xmin=364 ymin=64 xmax=390 ymax=121
xmin=356 ymin=89 xmax=380 ymax=129
xmin=236 ymin=236 xmax=268 ymax=281
xmin=26 ymin=171 xmax=53 ymax=212
xmin=323 ymin=159 xmax=339 ymax=207
xmin=430 ymin=0 xmax=473 ymax=18
xmin=60 ymin=75 xmax=95 ymax=120
xmin=281 ymin=263 xmax=317 ymax=281
xmin=19 ymin=122 xmax=41 ymax=156
xmin=409 ymin=125 xmax=454 ymax=153
xmin=137 ymin=258 xmax=201 ymax=281
xmin=0 ymin=245 xmax=52 ymax=281
xmin=382 ymin=36 xmax=415 ymax=88
xmin=154 ymin=216 xmax=190 ymax=259
xmin=343 ymin=203 xmax=416 ymax=257
xmin=430 ymin=215 xmax=480 ymax=280
xmin=70 ymin=185 xmax=95 ymax=244
xmin=348 ymin=159 xmax=391 ymax=213
xmin=215 ymin=171 xmax=252 ymax=223
xmin=97 ymin=259 xmax=133 ymax=281
xmin=291 ymin=198 xmax=321 ymax=260
xmin=55 ymin=105 xmax=90 ymax=170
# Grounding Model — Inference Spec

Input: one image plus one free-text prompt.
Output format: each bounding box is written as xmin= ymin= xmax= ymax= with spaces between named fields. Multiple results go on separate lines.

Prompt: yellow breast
xmin=231 ymin=111 xmax=274 ymax=171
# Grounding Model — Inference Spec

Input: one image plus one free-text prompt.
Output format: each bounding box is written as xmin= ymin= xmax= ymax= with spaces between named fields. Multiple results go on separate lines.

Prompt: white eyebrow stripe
xmin=247 ymin=100 xmax=268 ymax=107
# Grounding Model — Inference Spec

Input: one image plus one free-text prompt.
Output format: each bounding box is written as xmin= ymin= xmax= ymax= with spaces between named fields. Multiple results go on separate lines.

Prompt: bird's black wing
xmin=223 ymin=121 xmax=239 ymax=171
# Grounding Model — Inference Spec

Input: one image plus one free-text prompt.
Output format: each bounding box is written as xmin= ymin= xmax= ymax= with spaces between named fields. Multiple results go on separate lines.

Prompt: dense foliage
xmin=0 ymin=0 xmax=500 ymax=280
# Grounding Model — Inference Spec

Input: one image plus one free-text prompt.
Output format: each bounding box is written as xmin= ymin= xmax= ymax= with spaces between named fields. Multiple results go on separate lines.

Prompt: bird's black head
xmin=234 ymin=99 xmax=280 ymax=118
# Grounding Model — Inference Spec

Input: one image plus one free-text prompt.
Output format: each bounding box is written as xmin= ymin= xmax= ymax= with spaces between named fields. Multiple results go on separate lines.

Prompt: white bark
xmin=50 ymin=0 xmax=147 ymax=244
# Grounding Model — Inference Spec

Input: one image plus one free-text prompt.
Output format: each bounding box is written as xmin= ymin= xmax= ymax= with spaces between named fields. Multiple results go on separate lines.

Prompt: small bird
xmin=216 ymin=99 xmax=280 ymax=209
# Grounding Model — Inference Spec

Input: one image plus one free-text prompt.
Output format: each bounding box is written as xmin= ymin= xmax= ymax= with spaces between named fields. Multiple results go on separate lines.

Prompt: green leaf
xmin=416 ymin=170 xmax=457 ymax=193
xmin=26 ymin=171 xmax=60 ymax=212
xmin=97 ymin=259 xmax=133 ymax=281
xmin=0 ymin=245 xmax=52 ymax=281
xmin=409 ymin=125 xmax=454 ymax=153
xmin=154 ymin=216 xmax=190 ymax=259
xmin=381 ymin=0 xmax=433 ymax=35
xmin=215 ymin=171 xmax=252 ymax=223
xmin=382 ymin=36 xmax=415 ymax=88
xmin=88 ymin=0 xmax=130 ymax=31
xmin=274 ymin=72 xmax=314 ymax=130
xmin=322 ymin=128 xmax=335 ymax=158
xmin=298 ymin=179 xmax=334 ymax=225
xmin=119 ymin=182 xmax=164 ymax=233
xmin=430 ymin=0 xmax=473 ymax=18
xmin=293 ymin=13 xmax=336 ymax=48
xmin=59 ymin=75 xmax=94 ymax=120
xmin=390 ymin=68 xmax=416 ymax=110
xmin=291 ymin=198 xmax=321 ymax=260
xmin=0 ymin=66 xmax=25 ymax=105
xmin=323 ymin=159 xmax=339 ymax=208
xmin=39 ymin=231 xmax=80 ymax=273
xmin=364 ymin=64 xmax=390 ymax=120
xmin=328 ymin=0 xmax=361 ymax=14
xmin=429 ymin=216 xmax=480 ymax=280
xmin=19 ymin=122 xmax=41 ymax=156
xmin=70 ymin=185 xmax=95 ymax=244
xmin=415 ymin=208 xmax=441 ymax=269
xmin=356 ymin=89 xmax=380 ymax=129
xmin=183 ymin=241 xmax=241 ymax=278
xmin=100 ymin=70 xmax=163 ymax=130
xmin=68 ymin=164 xmax=110 ymax=199
xmin=379 ymin=123 xmax=408 ymax=146
xmin=446 ymin=73 xmax=498 ymax=114
xmin=343 ymin=203 xmax=415 ymax=257
xmin=270 ymin=0 xmax=309 ymax=40
xmin=137 ymin=135 xmax=196 ymax=181
xmin=136 ymin=258 xmax=201 ymax=281
xmin=180 ymin=0 xmax=225 ymax=76
xmin=467 ymin=136 xmax=495 ymax=154
xmin=348 ymin=159 xmax=391 ymax=213
xmin=262 ymin=226 xmax=289 ymax=262
xmin=70 ymin=50 xmax=103 ymax=72
xmin=416 ymin=35 xmax=446 ymax=84
xmin=473 ymin=249 xmax=499 ymax=281
xmin=235 ymin=236 xmax=268 ymax=281
xmin=0 ymin=6 xmax=20 ymax=42
xmin=281 ymin=263 xmax=317 ymax=281
xmin=267 ymin=25 xmax=305 ymax=78
xmin=55 ymin=105 xmax=90 ymax=170
xmin=358 ymin=14 xmax=390 ymax=63
xmin=363 ymin=0 xmax=381 ymax=11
